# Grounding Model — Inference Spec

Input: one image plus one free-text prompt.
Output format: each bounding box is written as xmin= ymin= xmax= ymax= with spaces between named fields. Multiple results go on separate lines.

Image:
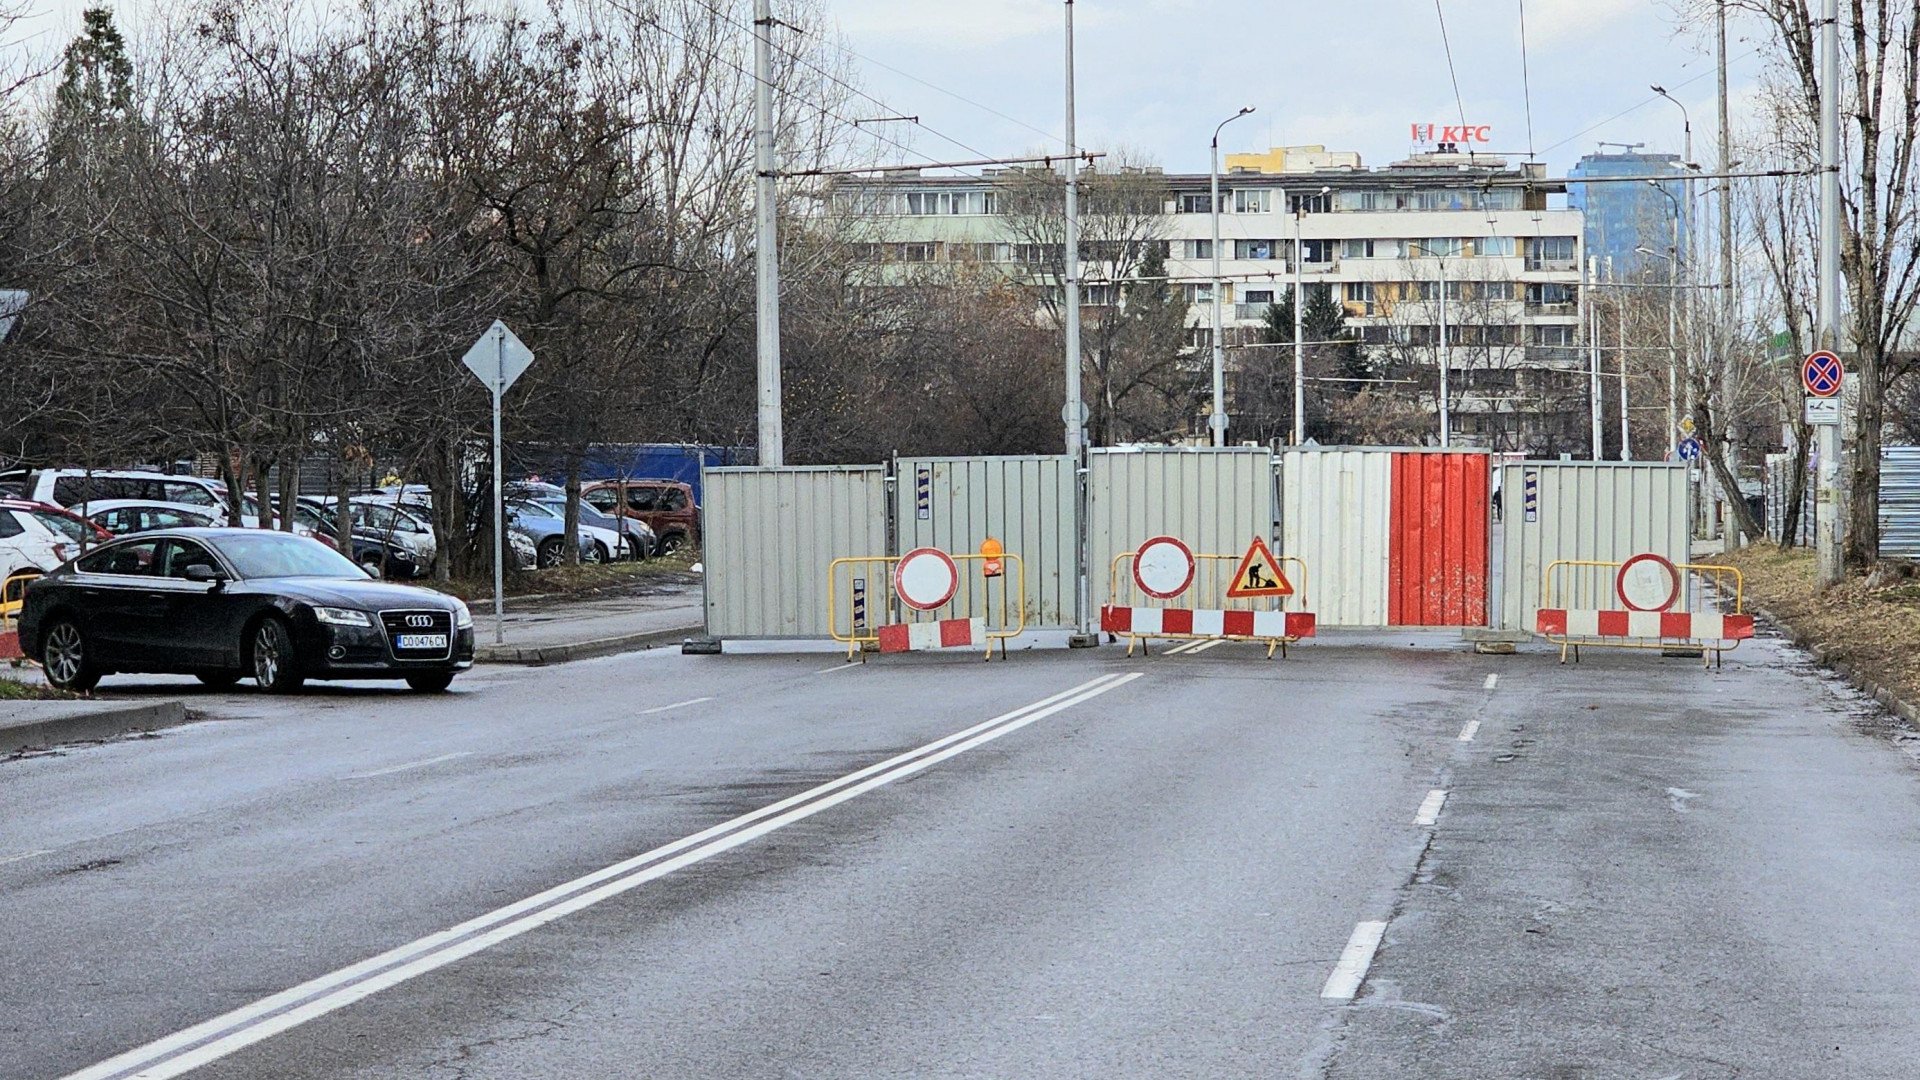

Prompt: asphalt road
xmin=5 ymin=628 xmax=1920 ymax=1079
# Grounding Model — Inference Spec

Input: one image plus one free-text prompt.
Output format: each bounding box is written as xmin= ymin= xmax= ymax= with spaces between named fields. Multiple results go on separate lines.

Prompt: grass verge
xmin=0 ymin=675 xmax=73 ymax=701
xmin=425 ymin=550 xmax=702 ymax=603
xmin=1719 ymin=543 xmax=1920 ymax=707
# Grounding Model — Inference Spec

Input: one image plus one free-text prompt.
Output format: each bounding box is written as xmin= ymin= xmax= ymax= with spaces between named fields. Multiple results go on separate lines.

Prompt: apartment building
xmin=833 ymin=146 xmax=1590 ymax=452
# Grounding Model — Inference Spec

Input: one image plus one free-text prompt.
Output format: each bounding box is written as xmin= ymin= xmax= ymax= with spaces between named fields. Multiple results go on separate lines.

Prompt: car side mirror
xmin=183 ymin=563 xmax=226 ymax=584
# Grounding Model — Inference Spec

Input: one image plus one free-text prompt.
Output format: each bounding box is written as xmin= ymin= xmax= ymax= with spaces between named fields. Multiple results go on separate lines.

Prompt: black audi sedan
xmin=19 ymin=529 xmax=474 ymax=693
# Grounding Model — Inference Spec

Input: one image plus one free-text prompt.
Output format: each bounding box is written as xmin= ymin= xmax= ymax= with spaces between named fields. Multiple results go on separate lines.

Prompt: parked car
xmin=347 ymin=496 xmax=437 ymax=567
xmin=278 ymin=498 xmax=425 ymax=580
xmin=529 ymin=497 xmax=655 ymax=560
xmin=17 ymin=469 xmax=228 ymax=515
xmin=506 ymin=500 xmax=627 ymax=567
xmin=1 ymin=499 xmax=112 ymax=582
xmin=19 ymin=529 xmax=474 ymax=693
xmin=84 ymin=500 xmax=221 ymax=535
xmin=581 ymin=479 xmax=698 ymax=555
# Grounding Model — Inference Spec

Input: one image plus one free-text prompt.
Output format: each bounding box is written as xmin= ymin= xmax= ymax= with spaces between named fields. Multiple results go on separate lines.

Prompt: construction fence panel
xmin=1088 ymin=448 xmax=1276 ymax=611
xmin=1389 ymin=451 xmax=1491 ymax=627
xmin=895 ymin=455 xmax=1079 ymax=629
xmin=1277 ymin=449 xmax=1391 ymax=627
xmin=702 ymin=466 xmax=888 ymax=639
xmin=1497 ymin=462 xmax=1691 ymax=632
xmin=1880 ymin=446 xmax=1920 ymax=560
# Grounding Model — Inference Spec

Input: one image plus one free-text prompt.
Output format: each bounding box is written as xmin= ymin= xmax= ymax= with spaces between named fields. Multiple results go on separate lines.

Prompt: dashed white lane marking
xmin=344 ymin=752 xmax=473 ymax=780
xmin=0 ymin=849 xmax=51 ymax=867
xmin=1321 ymin=920 xmax=1388 ymax=1000
xmin=1162 ymin=640 xmax=1202 ymax=655
xmin=1457 ymin=719 xmax=1481 ymax=742
xmin=637 ymin=697 xmax=714 ymax=715
xmin=814 ymin=662 xmax=863 ymax=674
xmin=1483 ymin=673 xmax=1498 ymax=690
xmin=1414 ymin=789 xmax=1449 ymax=826
xmin=66 ymin=671 xmax=1144 ymax=1080
xmin=1189 ymin=639 xmax=1225 ymax=654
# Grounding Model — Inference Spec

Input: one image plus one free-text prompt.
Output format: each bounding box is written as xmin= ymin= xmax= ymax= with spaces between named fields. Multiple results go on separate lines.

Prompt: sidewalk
xmin=1 ymin=697 xmax=191 ymax=753
xmin=473 ymin=584 xmax=704 ymax=665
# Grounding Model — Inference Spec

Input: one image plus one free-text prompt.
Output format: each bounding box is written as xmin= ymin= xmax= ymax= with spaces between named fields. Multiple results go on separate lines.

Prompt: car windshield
xmin=29 ymin=509 xmax=91 ymax=543
xmin=511 ymin=501 xmax=562 ymax=522
xmin=535 ymin=500 xmax=611 ymax=528
xmin=219 ymin=532 xmax=367 ymax=579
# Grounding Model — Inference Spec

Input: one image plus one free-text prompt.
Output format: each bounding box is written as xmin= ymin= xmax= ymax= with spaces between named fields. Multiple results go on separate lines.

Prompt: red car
xmin=580 ymin=480 xmax=698 ymax=556
xmin=1 ymin=498 xmax=114 ymax=583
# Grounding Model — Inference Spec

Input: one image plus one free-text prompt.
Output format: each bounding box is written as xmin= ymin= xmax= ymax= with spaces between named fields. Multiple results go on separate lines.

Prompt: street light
xmin=1209 ymin=106 xmax=1255 ymax=446
xmin=1641 ymin=177 xmax=1685 ymax=456
xmin=1292 ymin=184 xmax=1330 ymax=446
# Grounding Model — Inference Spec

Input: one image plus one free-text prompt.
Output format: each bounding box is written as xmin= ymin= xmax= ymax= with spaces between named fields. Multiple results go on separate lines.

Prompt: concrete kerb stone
xmin=1 ymin=700 xmax=192 ymax=754
xmin=1750 ymin=604 xmax=1920 ymax=726
xmin=475 ymin=625 xmax=699 ymax=666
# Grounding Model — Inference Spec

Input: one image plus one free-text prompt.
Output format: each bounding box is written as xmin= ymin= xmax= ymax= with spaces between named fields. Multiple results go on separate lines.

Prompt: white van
xmin=22 ymin=469 xmax=228 ymax=515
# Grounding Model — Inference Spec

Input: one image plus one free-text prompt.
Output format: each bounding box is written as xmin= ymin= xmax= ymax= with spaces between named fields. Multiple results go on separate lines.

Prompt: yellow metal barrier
xmin=1105 ymin=551 xmax=1310 ymax=659
xmin=827 ymin=552 xmax=1027 ymax=661
xmin=1539 ymin=558 xmax=1748 ymax=667
xmin=2 ymin=569 xmax=39 ymax=661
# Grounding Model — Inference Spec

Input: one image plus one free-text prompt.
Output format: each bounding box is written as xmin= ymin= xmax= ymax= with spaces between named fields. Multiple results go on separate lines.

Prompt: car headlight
xmin=313 ymin=606 xmax=373 ymax=628
xmin=453 ymin=601 xmax=473 ymax=629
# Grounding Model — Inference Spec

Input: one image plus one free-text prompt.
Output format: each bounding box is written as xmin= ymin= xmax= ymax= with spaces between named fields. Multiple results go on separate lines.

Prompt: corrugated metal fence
xmin=1087 ymin=448 xmax=1275 ymax=611
xmin=702 ymin=467 xmax=888 ymax=639
xmin=1882 ymin=446 xmax=1920 ymax=559
xmin=1497 ymin=462 xmax=1690 ymax=631
xmin=1278 ymin=450 xmax=1390 ymax=626
xmin=895 ymin=455 xmax=1078 ymax=629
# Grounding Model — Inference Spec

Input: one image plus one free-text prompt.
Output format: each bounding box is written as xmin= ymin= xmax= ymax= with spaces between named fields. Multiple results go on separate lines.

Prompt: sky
xmin=5 ymin=0 xmax=1772 ymax=179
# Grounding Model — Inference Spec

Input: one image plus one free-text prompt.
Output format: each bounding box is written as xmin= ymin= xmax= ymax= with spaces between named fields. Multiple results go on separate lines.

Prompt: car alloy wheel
xmin=43 ymin=621 xmax=99 ymax=692
xmin=360 ymin=556 xmax=384 ymax=578
xmin=659 ymin=532 xmax=687 ymax=556
xmin=251 ymin=617 xmax=304 ymax=693
xmin=537 ymin=538 xmax=566 ymax=569
xmin=585 ymin=542 xmax=607 ymax=565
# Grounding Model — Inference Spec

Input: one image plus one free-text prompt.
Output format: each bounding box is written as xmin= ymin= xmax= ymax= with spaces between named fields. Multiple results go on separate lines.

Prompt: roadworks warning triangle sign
xmin=1227 ymin=536 xmax=1292 ymax=599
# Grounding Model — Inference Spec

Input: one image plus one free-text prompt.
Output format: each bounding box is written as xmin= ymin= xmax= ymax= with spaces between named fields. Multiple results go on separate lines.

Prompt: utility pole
xmin=1437 ymin=256 xmax=1450 ymax=448
xmin=1587 ymin=255 xmax=1602 ymax=460
xmin=1061 ymin=0 xmax=1085 ymax=456
xmin=1815 ymin=0 xmax=1843 ymax=588
xmin=1292 ymin=205 xmax=1305 ymax=446
xmin=1209 ymin=107 xmax=1254 ymax=447
xmin=1717 ymin=0 xmax=1742 ymax=543
xmin=1617 ymin=262 xmax=1630 ymax=460
xmin=752 ymin=0 xmax=783 ymax=466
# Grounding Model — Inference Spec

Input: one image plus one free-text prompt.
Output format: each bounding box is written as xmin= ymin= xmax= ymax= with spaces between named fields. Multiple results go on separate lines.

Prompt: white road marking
xmin=1321 ymin=920 xmax=1388 ymax=1000
xmin=637 ymin=697 xmax=713 ymax=715
xmin=1457 ymin=720 xmax=1481 ymax=742
xmin=1666 ymin=787 xmax=1700 ymax=814
xmin=1483 ymin=673 xmax=1498 ymax=690
xmin=1189 ymin=639 xmax=1224 ymax=654
xmin=65 ymin=671 xmax=1143 ymax=1080
xmin=0 ymin=849 xmax=51 ymax=867
xmin=1161 ymin=640 xmax=1200 ymax=655
xmin=814 ymin=662 xmax=863 ymax=674
xmin=1414 ymin=789 xmax=1449 ymax=826
xmin=344 ymin=753 xmax=473 ymax=780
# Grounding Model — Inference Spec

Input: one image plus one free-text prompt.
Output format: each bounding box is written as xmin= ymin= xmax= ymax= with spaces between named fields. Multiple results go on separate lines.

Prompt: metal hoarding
xmin=1496 ymin=462 xmax=1691 ymax=631
xmin=1276 ymin=449 xmax=1391 ymax=627
xmin=1389 ymin=451 xmax=1490 ymax=626
xmin=702 ymin=466 xmax=888 ymax=639
xmin=894 ymin=456 xmax=1078 ymax=629
xmin=1882 ymin=446 xmax=1920 ymax=559
xmin=1087 ymin=448 xmax=1275 ymax=611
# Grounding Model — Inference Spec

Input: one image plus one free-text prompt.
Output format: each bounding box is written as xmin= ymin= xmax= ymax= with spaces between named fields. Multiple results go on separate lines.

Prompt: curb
xmin=1 ymin=700 xmax=192 ymax=754
xmin=476 ymin=625 xmax=700 ymax=666
xmin=1751 ymin=604 xmax=1920 ymax=726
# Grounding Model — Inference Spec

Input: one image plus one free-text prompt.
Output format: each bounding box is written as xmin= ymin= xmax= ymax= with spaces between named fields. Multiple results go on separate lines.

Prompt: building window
xmin=1478 ymin=236 xmax=1517 ymax=257
xmin=1187 ymin=239 xmax=1213 ymax=260
xmin=1233 ymin=189 xmax=1272 ymax=214
xmin=1341 ymin=238 xmax=1375 ymax=259
xmin=1083 ymin=284 xmax=1114 ymax=306
xmin=901 ymin=243 xmax=937 ymax=263
xmin=1408 ymin=237 xmax=1465 ymax=258
xmin=1233 ymin=239 xmax=1277 ymax=260
xmin=1525 ymin=282 xmax=1577 ymax=309
xmin=1288 ymin=191 xmax=1333 ymax=214
xmin=1526 ymin=235 xmax=1578 ymax=270
xmin=1534 ymin=324 xmax=1576 ymax=346
xmin=1244 ymin=289 xmax=1274 ymax=305
xmin=1177 ymin=193 xmax=1215 ymax=214
xmin=1300 ymin=239 xmax=1335 ymax=263
xmin=1183 ymin=283 xmax=1215 ymax=303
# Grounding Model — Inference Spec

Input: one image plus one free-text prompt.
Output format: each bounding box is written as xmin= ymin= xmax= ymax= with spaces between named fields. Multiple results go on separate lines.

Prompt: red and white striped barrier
xmin=876 ymin=617 xmax=985 ymax=654
xmin=1101 ymin=606 xmax=1316 ymax=641
xmin=1534 ymin=609 xmax=1754 ymax=641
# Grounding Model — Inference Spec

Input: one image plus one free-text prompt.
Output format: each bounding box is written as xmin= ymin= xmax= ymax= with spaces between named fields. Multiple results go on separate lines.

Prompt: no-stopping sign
xmin=1132 ymin=536 xmax=1196 ymax=600
xmin=1615 ymin=553 xmax=1681 ymax=612
xmin=894 ymin=547 xmax=959 ymax=611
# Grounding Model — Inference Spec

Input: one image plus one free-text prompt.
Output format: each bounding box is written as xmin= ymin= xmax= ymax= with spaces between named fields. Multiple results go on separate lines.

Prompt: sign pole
xmin=1814 ymin=0 xmax=1843 ymax=589
xmin=491 ymin=327 xmax=506 ymax=644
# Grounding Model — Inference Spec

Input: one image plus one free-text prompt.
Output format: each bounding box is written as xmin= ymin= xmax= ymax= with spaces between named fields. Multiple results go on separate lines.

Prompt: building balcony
xmin=1525 ymin=301 xmax=1579 ymax=316
xmin=1525 ymin=257 xmax=1579 ymax=272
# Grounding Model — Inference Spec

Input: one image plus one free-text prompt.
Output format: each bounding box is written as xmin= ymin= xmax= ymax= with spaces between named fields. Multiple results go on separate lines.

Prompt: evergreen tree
xmin=48 ymin=8 xmax=134 ymax=169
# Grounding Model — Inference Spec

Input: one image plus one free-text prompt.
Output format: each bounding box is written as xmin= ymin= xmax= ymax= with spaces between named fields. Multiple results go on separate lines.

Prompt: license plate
xmin=396 ymin=633 xmax=448 ymax=650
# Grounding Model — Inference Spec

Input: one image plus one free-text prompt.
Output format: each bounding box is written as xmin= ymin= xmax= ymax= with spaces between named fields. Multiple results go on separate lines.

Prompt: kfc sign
xmin=1412 ymin=123 xmax=1493 ymax=146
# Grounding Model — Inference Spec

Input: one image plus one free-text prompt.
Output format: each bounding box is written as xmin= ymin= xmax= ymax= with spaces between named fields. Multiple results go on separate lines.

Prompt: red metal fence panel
xmin=1388 ymin=452 xmax=1490 ymax=626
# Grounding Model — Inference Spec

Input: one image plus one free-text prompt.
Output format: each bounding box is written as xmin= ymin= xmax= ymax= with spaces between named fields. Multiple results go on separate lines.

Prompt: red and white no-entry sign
xmin=1132 ymin=535 xmax=1196 ymax=600
xmin=1615 ymin=553 xmax=1681 ymax=612
xmin=894 ymin=547 xmax=960 ymax=611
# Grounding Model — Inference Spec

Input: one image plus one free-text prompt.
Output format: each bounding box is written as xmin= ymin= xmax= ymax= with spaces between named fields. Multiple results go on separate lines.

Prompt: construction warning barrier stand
xmin=1099 ymin=535 xmax=1314 ymax=659
xmin=1533 ymin=554 xmax=1753 ymax=668
xmin=827 ymin=547 xmax=1026 ymax=661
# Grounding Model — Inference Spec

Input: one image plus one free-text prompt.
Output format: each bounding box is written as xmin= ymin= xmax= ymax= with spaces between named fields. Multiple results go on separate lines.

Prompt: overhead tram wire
xmin=641 ymin=13 xmax=989 ymax=180
xmin=1518 ymin=0 xmax=1537 ymax=161
xmin=692 ymin=0 xmax=1008 ymax=173
xmin=1537 ymin=47 xmax=1761 ymax=157
xmin=1433 ymin=0 xmax=1473 ymax=162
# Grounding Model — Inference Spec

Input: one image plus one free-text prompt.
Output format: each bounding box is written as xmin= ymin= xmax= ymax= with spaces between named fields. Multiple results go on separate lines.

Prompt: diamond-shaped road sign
xmin=461 ymin=320 xmax=534 ymax=393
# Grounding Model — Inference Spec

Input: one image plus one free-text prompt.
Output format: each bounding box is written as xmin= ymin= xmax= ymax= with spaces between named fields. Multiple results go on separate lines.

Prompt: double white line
xmin=65 ymin=672 xmax=1142 ymax=1080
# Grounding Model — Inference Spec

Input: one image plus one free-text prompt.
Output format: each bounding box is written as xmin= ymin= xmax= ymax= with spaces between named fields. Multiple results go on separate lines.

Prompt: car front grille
xmin=379 ymin=609 xmax=454 ymax=660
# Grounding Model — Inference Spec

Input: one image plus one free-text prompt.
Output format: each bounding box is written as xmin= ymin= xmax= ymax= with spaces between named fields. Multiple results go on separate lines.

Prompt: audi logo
xmin=405 ymin=615 xmax=435 ymax=628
